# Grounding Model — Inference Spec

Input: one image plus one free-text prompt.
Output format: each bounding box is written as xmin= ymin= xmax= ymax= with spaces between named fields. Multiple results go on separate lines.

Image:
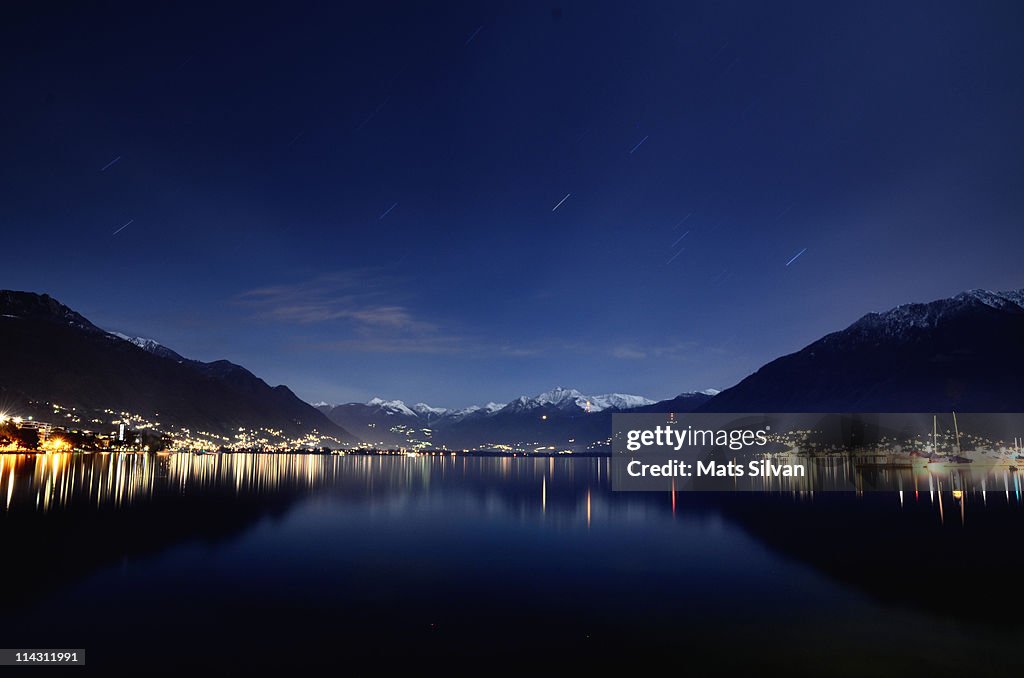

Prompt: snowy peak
xmin=350 ymin=397 xmax=494 ymax=421
xmin=678 ymin=389 xmax=720 ymax=399
xmin=447 ymin=402 xmax=506 ymax=418
xmin=113 ymin=332 xmax=163 ymax=352
xmin=331 ymin=388 xmax=667 ymax=423
xmin=535 ymin=387 xmax=586 ymax=407
xmin=507 ymin=387 xmax=655 ymax=413
xmin=110 ymin=332 xmax=185 ymax=361
xmin=848 ymin=288 xmax=1024 ymax=339
xmin=702 ymin=286 xmax=1024 ymax=413
xmin=366 ymin=397 xmax=417 ymax=417
xmin=587 ymin=393 xmax=658 ymax=411
xmin=958 ymin=288 xmax=1024 ymax=310
xmin=412 ymin=403 xmax=449 ymax=416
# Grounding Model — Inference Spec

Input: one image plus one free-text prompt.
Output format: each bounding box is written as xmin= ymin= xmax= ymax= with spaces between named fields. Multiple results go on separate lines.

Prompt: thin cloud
xmin=313 ymin=335 xmax=470 ymax=355
xmin=238 ymin=272 xmax=435 ymax=332
xmin=612 ymin=346 xmax=647 ymax=360
xmin=239 ymin=272 xmax=470 ymax=354
xmin=610 ymin=341 xmax=702 ymax=361
xmin=242 ymin=276 xmax=710 ymax=361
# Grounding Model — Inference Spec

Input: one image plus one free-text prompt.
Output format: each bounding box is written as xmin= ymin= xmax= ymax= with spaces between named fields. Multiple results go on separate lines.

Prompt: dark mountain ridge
xmin=700 ymin=289 xmax=1024 ymax=412
xmin=0 ymin=291 xmax=353 ymax=444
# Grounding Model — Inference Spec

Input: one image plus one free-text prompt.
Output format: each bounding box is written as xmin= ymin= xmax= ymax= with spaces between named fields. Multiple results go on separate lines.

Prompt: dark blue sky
xmin=3 ymin=1 xmax=1023 ymax=407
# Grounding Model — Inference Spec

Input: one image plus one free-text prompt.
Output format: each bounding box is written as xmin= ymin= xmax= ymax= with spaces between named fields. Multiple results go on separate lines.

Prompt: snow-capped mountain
xmin=327 ymin=388 xmax=655 ymax=426
xmin=111 ymin=332 xmax=184 ymax=362
xmin=360 ymin=397 xmax=508 ymax=421
xmin=366 ymin=397 xmax=418 ymax=417
xmin=702 ymin=288 xmax=1024 ymax=412
xmin=319 ymin=387 xmax=668 ymax=449
xmin=843 ymin=289 xmax=1024 ymax=338
xmin=112 ymin=332 xmax=162 ymax=351
xmin=504 ymin=387 xmax=655 ymax=413
xmin=412 ymin=403 xmax=448 ymax=416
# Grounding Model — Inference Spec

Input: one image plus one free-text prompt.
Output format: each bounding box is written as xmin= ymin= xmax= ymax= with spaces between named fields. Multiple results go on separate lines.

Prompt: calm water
xmin=1 ymin=452 xmax=1023 ymax=674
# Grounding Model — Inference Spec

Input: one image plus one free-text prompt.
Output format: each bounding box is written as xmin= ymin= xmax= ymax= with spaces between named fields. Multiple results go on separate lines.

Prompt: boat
xmin=933 ymin=413 xmax=973 ymax=464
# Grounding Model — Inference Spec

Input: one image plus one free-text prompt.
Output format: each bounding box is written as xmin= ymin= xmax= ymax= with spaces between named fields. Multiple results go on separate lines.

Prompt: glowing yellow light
xmin=41 ymin=437 xmax=70 ymax=453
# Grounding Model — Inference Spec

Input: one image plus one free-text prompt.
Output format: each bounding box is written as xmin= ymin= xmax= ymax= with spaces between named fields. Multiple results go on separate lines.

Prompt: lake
xmin=1 ymin=452 xmax=1022 ymax=674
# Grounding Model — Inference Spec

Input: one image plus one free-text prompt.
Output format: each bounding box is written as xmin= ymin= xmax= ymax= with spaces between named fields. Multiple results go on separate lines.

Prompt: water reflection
xmin=0 ymin=453 xmax=629 ymax=531
xmin=1 ymin=452 xmax=1023 ymax=672
xmin=748 ymin=454 xmax=1024 ymax=497
xmin=3 ymin=452 xmax=1024 ymax=527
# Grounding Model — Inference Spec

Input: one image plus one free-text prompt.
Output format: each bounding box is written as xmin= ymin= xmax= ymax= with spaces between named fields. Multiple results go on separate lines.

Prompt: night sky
xmin=3 ymin=1 xmax=1023 ymax=407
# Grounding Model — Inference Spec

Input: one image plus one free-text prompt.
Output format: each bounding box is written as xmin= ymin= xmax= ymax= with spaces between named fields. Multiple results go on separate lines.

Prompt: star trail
xmin=2 ymin=1 xmax=1022 ymax=407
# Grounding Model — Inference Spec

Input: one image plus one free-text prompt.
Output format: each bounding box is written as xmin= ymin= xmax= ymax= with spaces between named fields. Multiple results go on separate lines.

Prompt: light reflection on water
xmin=0 ymin=453 xmax=619 ymax=520
xmin=3 ymin=452 xmax=1023 ymax=526
xmin=1 ymin=452 xmax=1023 ymax=672
xmin=716 ymin=453 xmax=1024 ymax=497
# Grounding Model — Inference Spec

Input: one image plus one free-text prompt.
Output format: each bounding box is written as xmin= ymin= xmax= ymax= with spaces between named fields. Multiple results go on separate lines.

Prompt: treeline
xmin=0 ymin=422 xmax=39 ymax=449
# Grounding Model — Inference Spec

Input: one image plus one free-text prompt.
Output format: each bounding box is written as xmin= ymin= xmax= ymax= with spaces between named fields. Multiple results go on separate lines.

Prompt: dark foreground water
xmin=1 ymin=452 xmax=1023 ymax=675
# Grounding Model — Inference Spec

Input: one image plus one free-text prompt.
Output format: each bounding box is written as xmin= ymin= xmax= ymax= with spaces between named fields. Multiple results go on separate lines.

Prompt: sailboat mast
xmin=952 ymin=411 xmax=962 ymax=456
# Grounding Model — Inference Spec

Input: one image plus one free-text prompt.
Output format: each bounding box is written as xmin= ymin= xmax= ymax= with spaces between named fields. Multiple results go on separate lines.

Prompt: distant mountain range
xmin=701 ymin=289 xmax=1024 ymax=412
xmin=0 ymin=291 xmax=354 ymax=445
xmin=318 ymin=387 xmax=713 ymax=451
xmin=317 ymin=287 xmax=1024 ymax=447
xmin=3 ymin=287 xmax=1021 ymax=451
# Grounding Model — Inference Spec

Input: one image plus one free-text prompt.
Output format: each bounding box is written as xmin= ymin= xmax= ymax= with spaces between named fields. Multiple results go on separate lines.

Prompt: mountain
xmin=323 ymin=388 xmax=673 ymax=450
xmin=110 ymin=333 xmax=186 ymax=362
xmin=321 ymin=399 xmax=423 ymax=447
xmin=0 ymin=291 xmax=355 ymax=446
xmin=411 ymin=402 xmax=448 ymax=418
xmin=502 ymin=387 xmax=655 ymax=413
xmin=635 ymin=390 xmax=718 ymax=413
xmin=700 ymin=289 xmax=1024 ymax=412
